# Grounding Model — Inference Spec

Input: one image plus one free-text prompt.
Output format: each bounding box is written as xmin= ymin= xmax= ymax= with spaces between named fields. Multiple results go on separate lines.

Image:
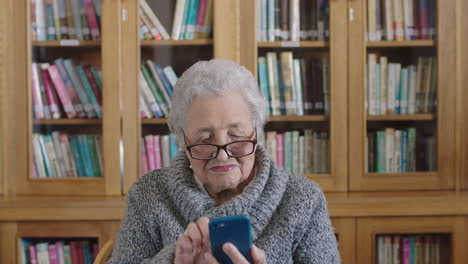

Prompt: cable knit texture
xmin=107 ymin=146 xmax=340 ymax=264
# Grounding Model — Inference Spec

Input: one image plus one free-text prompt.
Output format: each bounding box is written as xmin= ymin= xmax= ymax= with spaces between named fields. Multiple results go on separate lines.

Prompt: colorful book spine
xmin=49 ymin=244 xmax=58 ymax=264
xmin=185 ymin=0 xmax=200 ymax=40
xmin=258 ymin=57 xmax=271 ymax=114
xmin=76 ymin=65 xmax=102 ymax=118
xmin=41 ymin=64 xmax=61 ymax=119
xmin=84 ymin=0 xmax=101 ymax=40
xmin=32 ymin=63 xmax=45 ymax=119
xmin=172 ymin=0 xmax=187 ymax=40
xmin=63 ymin=59 xmax=96 ymax=118
xmin=29 ymin=245 xmax=38 ymax=264
xmin=47 ymin=65 xmax=77 ymax=118
xmin=276 ymin=133 xmax=284 ymax=167
xmin=195 ymin=0 xmax=208 ymax=39
xmin=54 ymin=58 xmax=85 ymax=117
xmin=153 ymin=135 xmax=162 ymax=169
xmin=145 ymin=135 xmax=156 ymax=171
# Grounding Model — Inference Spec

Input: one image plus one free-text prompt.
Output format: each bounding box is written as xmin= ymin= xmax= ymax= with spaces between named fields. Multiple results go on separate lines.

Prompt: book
xmin=172 ymin=0 xmax=187 ymax=40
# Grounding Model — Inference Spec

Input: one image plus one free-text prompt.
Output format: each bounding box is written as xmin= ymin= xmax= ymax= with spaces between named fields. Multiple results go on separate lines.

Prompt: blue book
xmin=163 ymin=66 xmax=178 ymax=87
xmin=76 ymin=65 xmax=102 ymax=118
xmin=79 ymin=135 xmax=95 ymax=177
xmin=87 ymin=136 xmax=101 ymax=177
xmin=83 ymin=240 xmax=92 ymax=264
xmin=71 ymin=136 xmax=85 ymax=177
xmin=180 ymin=0 xmax=193 ymax=40
xmin=185 ymin=0 xmax=199 ymax=40
xmin=46 ymin=3 xmax=56 ymax=40
xmin=155 ymin=64 xmax=173 ymax=97
xmin=401 ymin=130 xmax=407 ymax=172
xmin=376 ymin=131 xmax=386 ymax=173
xmin=410 ymin=236 xmax=416 ymax=264
xmin=258 ymin=57 xmax=271 ymax=114
xmin=21 ymin=239 xmax=31 ymax=264
xmin=90 ymin=67 xmax=102 ymax=91
xmin=169 ymin=134 xmax=178 ymax=160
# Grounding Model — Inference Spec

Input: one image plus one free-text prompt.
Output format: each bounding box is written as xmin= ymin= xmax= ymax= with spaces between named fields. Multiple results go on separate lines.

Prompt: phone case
xmin=209 ymin=215 xmax=253 ymax=264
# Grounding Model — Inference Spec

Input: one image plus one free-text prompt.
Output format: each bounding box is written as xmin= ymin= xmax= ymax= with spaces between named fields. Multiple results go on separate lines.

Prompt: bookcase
xmin=347 ymin=0 xmax=457 ymax=191
xmin=1 ymin=0 xmax=468 ymax=263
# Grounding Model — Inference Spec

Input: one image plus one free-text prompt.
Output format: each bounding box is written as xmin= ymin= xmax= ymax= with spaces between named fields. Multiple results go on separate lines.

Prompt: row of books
xmin=265 ymin=130 xmax=330 ymax=174
xmin=257 ymin=0 xmax=329 ymax=42
xmin=367 ymin=0 xmax=436 ymax=41
xmin=367 ymin=127 xmax=435 ymax=173
xmin=367 ymin=55 xmax=436 ymax=115
xmin=32 ymin=0 xmax=101 ymax=41
xmin=32 ymin=59 xmax=102 ymax=119
xmin=32 ymin=132 xmax=103 ymax=178
xmin=376 ymin=235 xmax=442 ymax=264
xmin=140 ymin=60 xmax=178 ymax=118
xmin=139 ymin=0 xmax=213 ymax=40
xmin=21 ymin=239 xmax=98 ymax=264
xmin=258 ymin=52 xmax=329 ymax=116
xmin=141 ymin=134 xmax=179 ymax=175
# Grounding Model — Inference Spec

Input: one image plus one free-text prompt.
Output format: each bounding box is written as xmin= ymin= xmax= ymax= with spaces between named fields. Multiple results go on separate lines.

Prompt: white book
xmin=368 ymin=54 xmax=377 ymax=115
xmin=380 ymin=56 xmax=388 ymax=115
xmin=367 ymin=0 xmax=376 ymax=41
xmin=385 ymin=128 xmax=395 ymax=173
xmin=36 ymin=0 xmax=47 ymax=41
xmin=140 ymin=6 xmax=160 ymax=40
xmin=293 ymin=59 xmax=304 ymax=116
xmin=161 ymin=135 xmax=171 ymax=167
xmin=400 ymin=67 xmax=409 ymax=114
xmin=58 ymin=134 xmax=72 ymax=177
xmin=163 ymin=66 xmax=178 ymax=87
xmin=172 ymin=0 xmax=187 ymax=40
xmin=313 ymin=133 xmax=320 ymax=173
xmin=140 ymin=95 xmax=152 ymax=119
xmin=387 ymin=63 xmax=396 ymax=114
xmin=392 ymin=0 xmax=404 ymax=41
xmin=384 ymin=0 xmax=394 ymax=41
xmin=71 ymin=0 xmax=83 ymax=40
xmin=63 ymin=134 xmax=78 ymax=177
xmin=31 ymin=63 xmax=45 ymax=119
xmin=260 ymin=0 xmax=267 ymax=41
xmin=402 ymin=0 xmax=415 ymax=40
xmin=140 ymin=0 xmax=170 ymax=40
xmin=289 ymin=0 xmax=300 ymax=41
xmin=52 ymin=0 xmax=61 ymax=39
xmin=266 ymin=52 xmax=281 ymax=115
xmin=32 ymin=134 xmax=47 ymax=178
xmin=52 ymin=131 xmax=67 ymax=176
xmin=140 ymin=71 xmax=162 ymax=118
xmin=377 ymin=236 xmax=384 ymax=264
xmin=408 ymin=65 xmax=417 ymax=114
xmin=44 ymin=134 xmax=61 ymax=177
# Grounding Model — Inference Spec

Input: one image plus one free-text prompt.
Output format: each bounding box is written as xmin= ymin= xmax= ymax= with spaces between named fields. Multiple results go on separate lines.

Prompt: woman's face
xmin=184 ymin=92 xmax=256 ymax=196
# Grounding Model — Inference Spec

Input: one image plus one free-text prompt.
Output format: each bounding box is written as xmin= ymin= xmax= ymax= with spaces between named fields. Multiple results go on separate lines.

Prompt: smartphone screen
xmin=209 ymin=215 xmax=253 ymax=264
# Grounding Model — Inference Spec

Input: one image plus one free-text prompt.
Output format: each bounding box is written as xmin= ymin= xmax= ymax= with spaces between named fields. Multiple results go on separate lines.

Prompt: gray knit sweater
xmin=108 ymin=146 xmax=340 ymax=264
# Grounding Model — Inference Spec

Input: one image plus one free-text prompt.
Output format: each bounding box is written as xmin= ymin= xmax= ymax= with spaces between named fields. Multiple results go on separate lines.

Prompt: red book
xmin=70 ymin=241 xmax=80 ymax=264
xmin=195 ymin=0 xmax=208 ymax=38
xmin=83 ymin=65 xmax=102 ymax=105
xmin=84 ymin=0 xmax=101 ymax=40
xmin=401 ymin=237 xmax=411 ymax=264
xmin=41 ymin=67 xmax=61 ymax=119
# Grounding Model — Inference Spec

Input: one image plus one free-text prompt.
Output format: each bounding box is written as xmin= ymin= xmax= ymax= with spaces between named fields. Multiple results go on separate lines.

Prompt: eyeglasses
xmin=184 ymin=130 xmax=257 ymax=160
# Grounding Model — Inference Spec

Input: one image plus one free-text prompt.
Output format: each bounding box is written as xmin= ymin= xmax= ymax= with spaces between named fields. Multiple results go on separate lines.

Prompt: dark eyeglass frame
xmin=183 ymin=129 xmax=257 ymax=160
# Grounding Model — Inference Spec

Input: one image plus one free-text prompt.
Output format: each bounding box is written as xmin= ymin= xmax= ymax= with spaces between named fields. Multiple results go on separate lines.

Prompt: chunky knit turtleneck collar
xmin=165 ymin=145 xmax=290 ymax=240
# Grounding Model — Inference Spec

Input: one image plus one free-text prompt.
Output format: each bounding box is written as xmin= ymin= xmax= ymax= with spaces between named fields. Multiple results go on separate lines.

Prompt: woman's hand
xmin=175 ymin=217 xmax=213 ymax=264
xmin=204 ymin=243 xmax=267 ymax=264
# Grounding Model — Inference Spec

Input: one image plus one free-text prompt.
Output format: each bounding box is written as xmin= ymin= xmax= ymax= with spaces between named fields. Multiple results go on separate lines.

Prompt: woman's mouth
xmin=210 ymin=165 xmax=237 ymax=172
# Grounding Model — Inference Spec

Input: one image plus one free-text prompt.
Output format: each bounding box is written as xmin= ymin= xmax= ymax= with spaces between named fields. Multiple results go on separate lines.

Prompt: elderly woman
xmin=108 ymin=59 xmax=340 ymax=263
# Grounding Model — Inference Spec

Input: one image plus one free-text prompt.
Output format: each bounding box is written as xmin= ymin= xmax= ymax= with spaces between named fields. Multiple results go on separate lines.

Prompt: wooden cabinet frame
xmin=357 ymin=216 xmax=467 ymax=263
xmin=349 ymin=0 xmax=457 ymax=191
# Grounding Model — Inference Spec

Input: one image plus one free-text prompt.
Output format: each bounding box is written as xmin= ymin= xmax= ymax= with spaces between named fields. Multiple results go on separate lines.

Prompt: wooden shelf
xmin=268 ymin=115 xmax=328 ymax=122
xmin=367 ymin=114 xmax=435 ymax=121
xmin=29 ymin=177 xmax=104 ymax=181
xmin=257 ymin=41 xmax=328 ymax=48
xmin=32 ymin=40 xmax=101 ymax=47
xmin=366 ymin=172 xmax=438 ymax=177
xmin=33 ymin=119 xmax=102 ymax=125
xmin=140 ymin=39 xmax=213 ymax=46
xmin=141 ymin=118 xmax=168 ymax=124
xmin=366 ymin=40 xmax=435 ymax=47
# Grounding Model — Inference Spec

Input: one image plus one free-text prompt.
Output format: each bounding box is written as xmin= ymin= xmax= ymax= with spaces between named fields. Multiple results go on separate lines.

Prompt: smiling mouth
xmin=210 ymin=165 xmax=237 ymax=172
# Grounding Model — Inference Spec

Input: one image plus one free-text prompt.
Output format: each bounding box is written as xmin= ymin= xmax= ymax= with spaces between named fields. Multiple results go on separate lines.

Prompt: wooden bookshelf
xmin=366 ymin=40 xmax=435 ymax=48
xmin=268 ymin=115 xmax=328 ymax=122
xmin=366 ymin=114 xmax=435 ymax=121
xmin=33 ymin=119 xmax=102 ymax=125
xmin=257 ymin=41 xmax=328 ymax=48
xmin=141 ymin=118 xmax=168 ymax=125
xmin=32 ymin=40 xmax=101 ymax=47
xmin=140 ymin=39 xmax=213 ymax=46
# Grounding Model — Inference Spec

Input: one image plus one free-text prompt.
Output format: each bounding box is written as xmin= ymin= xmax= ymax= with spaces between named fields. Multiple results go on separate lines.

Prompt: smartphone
xmin=209 ymin=215 xmax=253 ymax=264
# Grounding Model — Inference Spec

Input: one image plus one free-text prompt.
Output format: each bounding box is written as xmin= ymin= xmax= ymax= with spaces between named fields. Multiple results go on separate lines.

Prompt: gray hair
xmin=168 ymin=59 xmax=269 ymax=148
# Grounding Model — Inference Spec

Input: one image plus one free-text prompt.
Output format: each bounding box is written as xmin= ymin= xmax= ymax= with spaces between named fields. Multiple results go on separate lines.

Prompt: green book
xmin=141 ymin=65 xmax=169 ymax=116
xmin=376 ymin=130 xmax=386 ymax=173
xmin=71 ymin=136 xmax=85 ymax=177
xmin=79 ymin=135 xmax=95 ymax=177
xmin=87 ymin=135 xmax=101 ymax=177
xmin=76 ymin=65 xmax=102 ymax=118
xmin=284 ymin=132 xmax=293 ymax=173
